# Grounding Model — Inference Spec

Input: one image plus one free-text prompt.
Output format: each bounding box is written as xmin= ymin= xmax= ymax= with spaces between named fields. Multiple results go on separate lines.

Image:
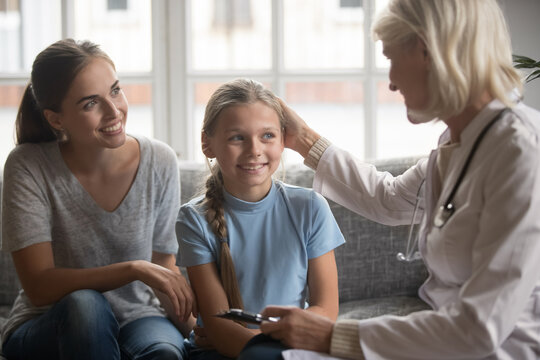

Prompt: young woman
xmin=176 ymin=78 xmax=345 ymax=359
xmin=247 ymin=0 xmax=540 ymax=359
xmin=1 ymin=39 xmax=195 ymax=359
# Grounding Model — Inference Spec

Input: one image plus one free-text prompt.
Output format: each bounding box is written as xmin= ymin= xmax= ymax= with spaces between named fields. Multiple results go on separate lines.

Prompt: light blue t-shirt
xmin=176 ymin=180 xmax=345 ymax=318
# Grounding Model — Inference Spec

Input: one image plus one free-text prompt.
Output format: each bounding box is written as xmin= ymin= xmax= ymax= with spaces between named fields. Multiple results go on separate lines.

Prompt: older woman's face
xmin=383 ymin=38 xmax=430 ymax=123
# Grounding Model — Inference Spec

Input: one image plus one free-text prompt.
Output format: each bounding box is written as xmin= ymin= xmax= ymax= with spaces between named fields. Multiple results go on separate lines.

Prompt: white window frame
xmin=153 ymin=0 xmax=390 ymax=161
xmin=0 ymin=0 xmax=390 ymax=162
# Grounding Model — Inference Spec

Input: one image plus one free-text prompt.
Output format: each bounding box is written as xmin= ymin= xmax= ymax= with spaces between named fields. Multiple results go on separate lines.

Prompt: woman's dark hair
xmin=16 ymin=38 xmax=114 ymax=144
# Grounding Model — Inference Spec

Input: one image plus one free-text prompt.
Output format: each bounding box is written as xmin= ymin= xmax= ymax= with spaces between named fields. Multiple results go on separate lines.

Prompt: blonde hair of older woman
xmin=372 ymin=0 xmax=523 ymax=121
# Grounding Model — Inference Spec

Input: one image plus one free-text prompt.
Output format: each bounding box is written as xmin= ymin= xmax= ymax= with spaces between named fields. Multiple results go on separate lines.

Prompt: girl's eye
xmin=83 ymin=98 xmax=98 ymax=111
xmin=262 ymin=132 xmax=276 ymax=140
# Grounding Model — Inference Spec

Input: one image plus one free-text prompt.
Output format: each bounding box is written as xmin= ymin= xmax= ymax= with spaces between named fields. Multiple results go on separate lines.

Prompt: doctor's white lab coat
xmin=305 ymin=99 xmax=540 ymax=359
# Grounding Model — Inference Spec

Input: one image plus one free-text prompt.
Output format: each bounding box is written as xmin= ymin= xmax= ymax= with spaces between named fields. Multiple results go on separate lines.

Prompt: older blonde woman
xmin=239 ymin=0 xmax=540 ymax=359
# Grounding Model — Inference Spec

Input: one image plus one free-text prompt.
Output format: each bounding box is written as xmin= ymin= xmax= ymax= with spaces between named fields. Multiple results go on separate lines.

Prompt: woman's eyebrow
xmin=76 ymin=80 xmax=120 ymax=104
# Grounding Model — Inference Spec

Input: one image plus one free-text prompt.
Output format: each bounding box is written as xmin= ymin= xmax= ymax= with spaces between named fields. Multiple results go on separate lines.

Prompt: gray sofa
xmin=0 ymin=157 xmax=429 ymax=356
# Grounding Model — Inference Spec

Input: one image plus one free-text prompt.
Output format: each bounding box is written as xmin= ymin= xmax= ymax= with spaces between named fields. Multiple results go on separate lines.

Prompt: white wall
xmin=499 ymin=0 xmax=540 ymax=109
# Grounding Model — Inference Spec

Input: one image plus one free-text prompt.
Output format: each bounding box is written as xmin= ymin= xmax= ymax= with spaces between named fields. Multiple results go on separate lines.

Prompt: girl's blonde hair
xmin=372 ymin=0 xmax=522 ymax=120
xmin=201 ymin=78 xmax=284 ymax=311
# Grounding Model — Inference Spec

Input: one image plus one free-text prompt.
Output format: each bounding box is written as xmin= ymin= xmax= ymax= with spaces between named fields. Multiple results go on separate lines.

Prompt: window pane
xmin=0 ymin=84 xmax=24 ymax=167
xmin=376 ymin=80 xmax=445 ymax=158
xmin=122 ymin=82 xmax=153 ymax=138
xmin=190 ymin=0 xmax=272 ymax=71
xmin=283 ymin=0 xmax=364 ymax=70
xmin=73 ymin=0 xmax=152 ymax=72
xmin=284 ymin=81 xmax=364 ymax=163
xmin=375 ymin=38 xmax=389 ymax=69
xmin=0 ymin=0 xmax=61 ymax=72
xmin=374 ymin=0 xmax=390 ymax=68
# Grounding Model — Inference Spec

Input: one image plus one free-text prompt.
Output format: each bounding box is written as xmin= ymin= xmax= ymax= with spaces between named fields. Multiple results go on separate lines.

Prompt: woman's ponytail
xmin=15 ymin=84 xmax=57 ymax=144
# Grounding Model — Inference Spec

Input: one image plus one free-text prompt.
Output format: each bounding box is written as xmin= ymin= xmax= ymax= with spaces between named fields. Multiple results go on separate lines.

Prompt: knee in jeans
xmin=143 ymin=342 xmax=183 ymax=360
xmin=56 ymin=289 xmax=117 ymax=332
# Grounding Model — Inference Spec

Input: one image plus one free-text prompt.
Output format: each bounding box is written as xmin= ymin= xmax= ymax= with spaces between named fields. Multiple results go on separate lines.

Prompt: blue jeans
xmin=237 ymin=334 xmax=286 ymax=360
xmin=2 ymin=289 xmax=187 ymax=360
xmin=186 ymin=332 xmax=285 ymax=360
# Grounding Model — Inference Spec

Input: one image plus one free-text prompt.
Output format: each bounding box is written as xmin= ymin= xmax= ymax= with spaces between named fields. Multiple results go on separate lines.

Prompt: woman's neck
xmin=444 ymin=92 xmax=493 ymax=143
xmin=59 ymin=137 xmax=134 ymax=176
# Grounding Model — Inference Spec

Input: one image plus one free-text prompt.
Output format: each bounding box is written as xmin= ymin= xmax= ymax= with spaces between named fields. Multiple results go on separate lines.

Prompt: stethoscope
xmin=397 ymin=108 xmax=509 ymax=262
xmin=433 ymin=108 xmax=509 ymax=228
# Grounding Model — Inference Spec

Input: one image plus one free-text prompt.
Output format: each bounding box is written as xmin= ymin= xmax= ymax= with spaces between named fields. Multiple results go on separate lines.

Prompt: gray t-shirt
xmin=1 ymin=135 xmax=180 ymax=341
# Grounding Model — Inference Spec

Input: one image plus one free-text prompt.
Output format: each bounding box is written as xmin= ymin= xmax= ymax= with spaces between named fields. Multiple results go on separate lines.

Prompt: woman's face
xmin=48 ymin=57 xmax=128 ymax=149
xmin=384 ymin=38 xmax=431 ymax=123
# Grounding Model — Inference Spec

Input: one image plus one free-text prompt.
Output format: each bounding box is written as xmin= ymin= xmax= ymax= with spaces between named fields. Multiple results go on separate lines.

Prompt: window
xmin=0 ymin=0 xmax=151 ymax=167
xmin=165 ymin=0 xmax=444 ymax=163
xmin=0 ymin=0 xmax=445 ymax=168
xmin=107 ymin=0 xmax=127 ymax=11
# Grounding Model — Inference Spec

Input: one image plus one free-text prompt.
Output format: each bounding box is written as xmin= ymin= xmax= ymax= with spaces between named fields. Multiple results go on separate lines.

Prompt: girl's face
xmin=203 ymin=101 xmax=284 ymax=202
xmin=46 ymin=57 xmax=128 ymax=150
xmin=383 ymin=38 xmax=430 ymax=123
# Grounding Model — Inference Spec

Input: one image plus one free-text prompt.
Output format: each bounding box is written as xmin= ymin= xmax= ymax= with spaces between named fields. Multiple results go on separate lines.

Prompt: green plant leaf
xmin=513 ymin=54 xmax=540 ymax=83
xmin=526 ymin=69 xmax=540 ymax=83
xmin=513 ymin=54 xmax=536 ymax=64
xmin=515 ymin=61 xmax=540 ymax=69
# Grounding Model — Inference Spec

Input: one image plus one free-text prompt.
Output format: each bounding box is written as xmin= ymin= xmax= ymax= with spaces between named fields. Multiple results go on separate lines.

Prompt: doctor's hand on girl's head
xmin=278 ymin=98 xmax=321 ymax=158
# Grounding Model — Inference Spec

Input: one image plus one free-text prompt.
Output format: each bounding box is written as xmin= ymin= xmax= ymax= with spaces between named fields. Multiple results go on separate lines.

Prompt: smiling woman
xmin=43 ymin=58 xmax=130 ymax=155
xmin=1 ymin=39 xmax=194 ymax=360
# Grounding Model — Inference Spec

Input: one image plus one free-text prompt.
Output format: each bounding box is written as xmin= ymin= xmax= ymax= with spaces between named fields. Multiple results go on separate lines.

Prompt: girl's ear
xmin=43 ymin=109 xmax=63 ymax=131
xmin=201 ymin=131 xmax=216 ymax=158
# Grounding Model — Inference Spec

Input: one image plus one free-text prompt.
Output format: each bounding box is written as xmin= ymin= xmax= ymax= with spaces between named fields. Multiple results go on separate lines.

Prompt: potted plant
xmin=513 ymin=55 xmax=540 ymax=83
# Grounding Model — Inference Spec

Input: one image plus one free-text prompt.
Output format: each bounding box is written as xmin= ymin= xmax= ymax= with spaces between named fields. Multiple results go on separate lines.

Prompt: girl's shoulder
xmin=179 ymin=194 xmax=207 ymax=215
xmin=274 ymin=180 xmax=329 ymax=207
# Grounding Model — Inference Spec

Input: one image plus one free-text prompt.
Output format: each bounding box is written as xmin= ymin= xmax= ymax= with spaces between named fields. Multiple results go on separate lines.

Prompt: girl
xmin=1 ymin=39 xmax=195 ymax=359
xmin=176 ymin=78 xmax=345 ymax=359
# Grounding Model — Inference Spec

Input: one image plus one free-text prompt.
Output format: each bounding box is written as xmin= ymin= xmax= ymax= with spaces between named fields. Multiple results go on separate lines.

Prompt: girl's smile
xmin=202 ymin=101 xmax=284 ymax=202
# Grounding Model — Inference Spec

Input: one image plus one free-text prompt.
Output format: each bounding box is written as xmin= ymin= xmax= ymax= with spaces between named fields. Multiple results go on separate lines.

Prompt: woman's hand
xmin=260 ymin=306 xmax=335 ymax=353
xmin=134 ymin=259 xmax=197 ymax=322
xmin=278 ymin=99 xmax=321 ymax=158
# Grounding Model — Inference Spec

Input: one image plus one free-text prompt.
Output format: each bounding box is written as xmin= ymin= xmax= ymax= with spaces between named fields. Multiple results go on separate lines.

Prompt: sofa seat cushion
xmin=338 ymin=296 xmax=430 ymax=320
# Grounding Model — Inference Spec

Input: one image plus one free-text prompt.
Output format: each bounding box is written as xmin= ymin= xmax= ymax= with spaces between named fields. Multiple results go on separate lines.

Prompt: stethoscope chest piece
xmin=433 ymin=203 xmax=454 ymax=228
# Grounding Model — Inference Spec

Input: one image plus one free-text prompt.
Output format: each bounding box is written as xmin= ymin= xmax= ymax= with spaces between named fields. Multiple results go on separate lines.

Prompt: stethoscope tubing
xmin=434 ymin=108 xmax=510 ymax=228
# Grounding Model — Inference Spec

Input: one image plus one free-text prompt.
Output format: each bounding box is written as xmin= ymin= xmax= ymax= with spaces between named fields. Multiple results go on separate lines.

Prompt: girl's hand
xmin=134 ymin=260 xmax=197 ymax=322
xmin=260 ymin=306 xmax=334 ymax=353
xmin=194 ymin=325 xmax=215 ymax=349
